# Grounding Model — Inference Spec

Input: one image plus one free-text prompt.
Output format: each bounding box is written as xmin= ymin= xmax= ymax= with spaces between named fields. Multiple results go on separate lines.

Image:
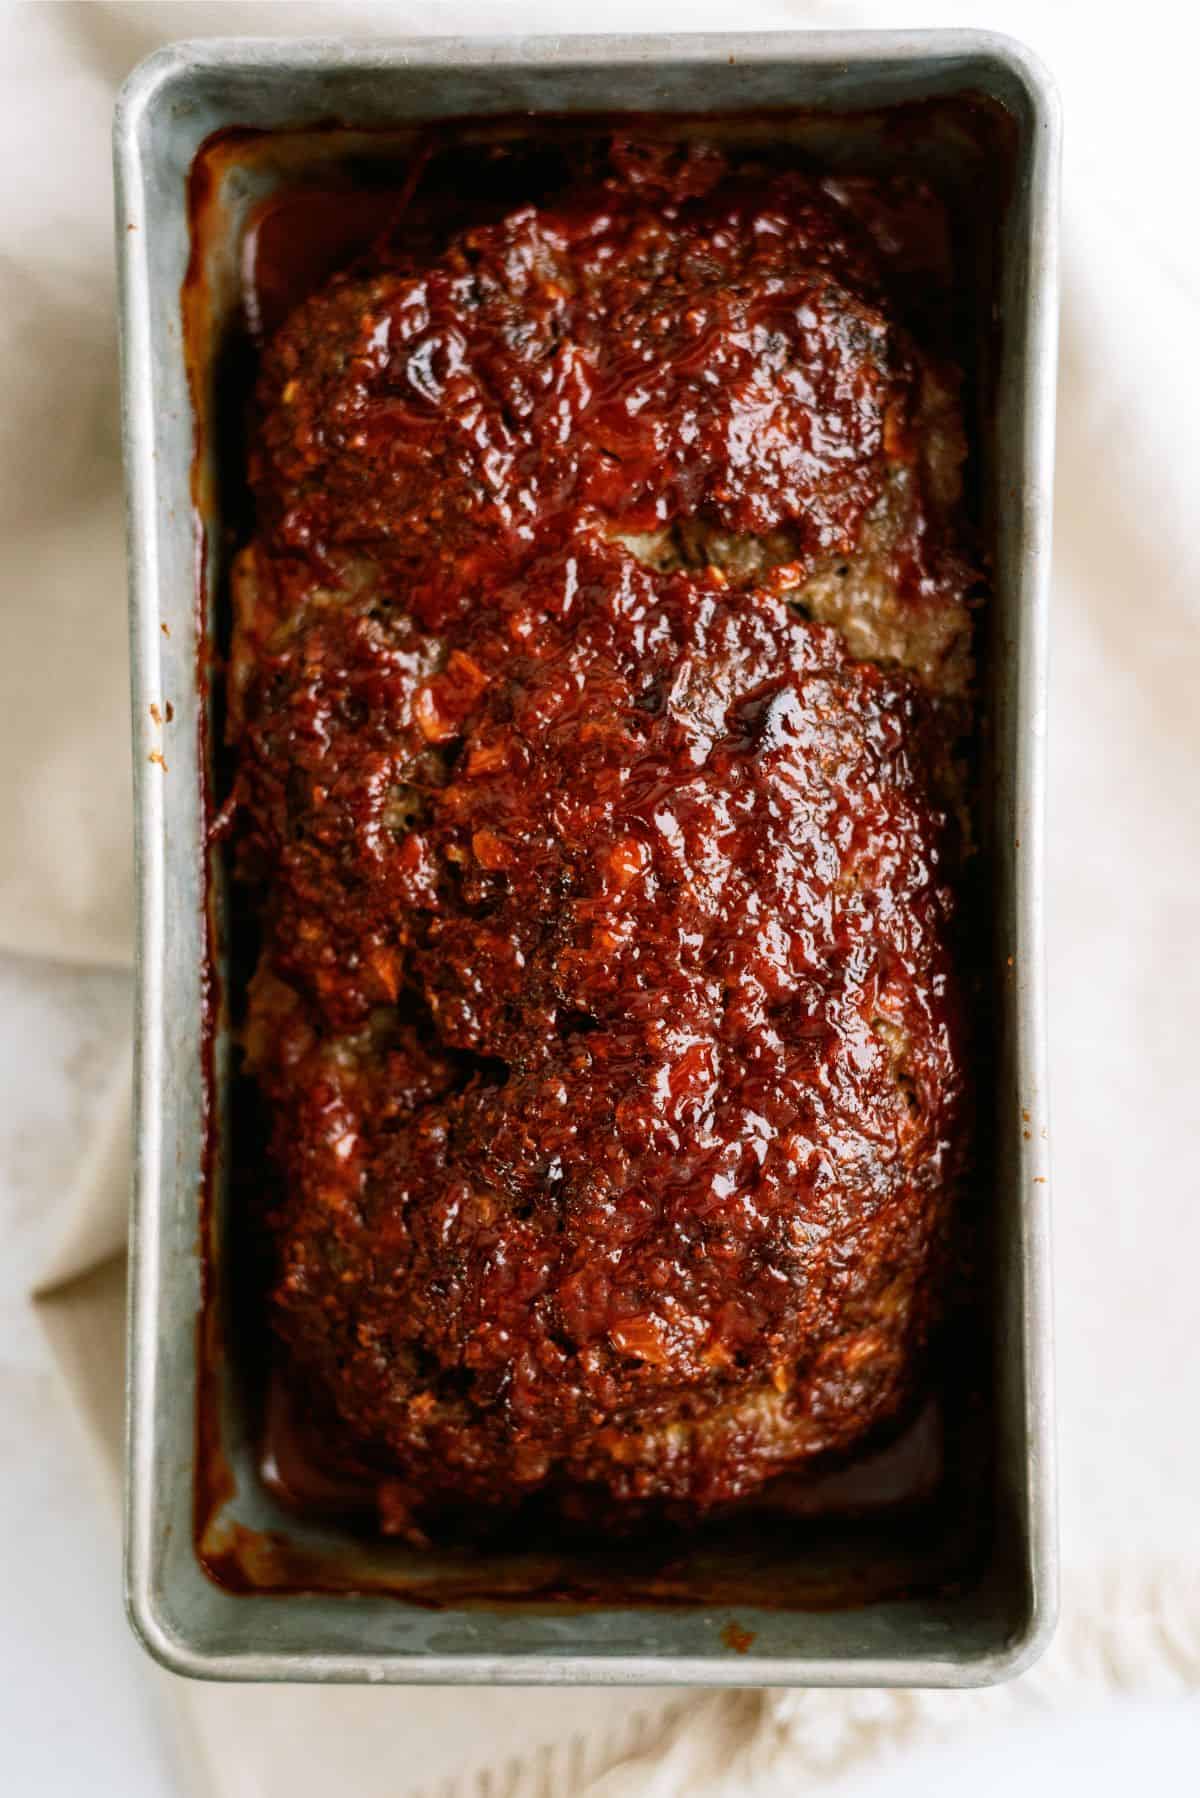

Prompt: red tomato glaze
xmin=230 ymin=139 xmax=971 ymax=1537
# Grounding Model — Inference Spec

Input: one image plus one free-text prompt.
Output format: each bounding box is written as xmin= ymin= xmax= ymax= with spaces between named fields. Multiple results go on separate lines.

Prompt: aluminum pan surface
xmin=116 ymin=29 xmax=1059 ymax=1685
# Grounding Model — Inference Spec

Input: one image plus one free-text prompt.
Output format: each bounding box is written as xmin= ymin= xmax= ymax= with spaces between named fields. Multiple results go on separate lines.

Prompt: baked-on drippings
xmin=230 ymin=141 xmax=973 ymax=1538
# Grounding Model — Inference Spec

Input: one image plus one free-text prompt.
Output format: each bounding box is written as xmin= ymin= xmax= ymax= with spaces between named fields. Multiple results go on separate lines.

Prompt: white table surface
xmin=0 ymin=951 xmax=181 ymax=1798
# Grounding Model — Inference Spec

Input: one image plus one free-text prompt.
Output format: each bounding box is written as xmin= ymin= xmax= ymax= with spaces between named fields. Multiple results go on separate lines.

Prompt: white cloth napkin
xmin=15 ymin=1 xmax=1200 ymax=1794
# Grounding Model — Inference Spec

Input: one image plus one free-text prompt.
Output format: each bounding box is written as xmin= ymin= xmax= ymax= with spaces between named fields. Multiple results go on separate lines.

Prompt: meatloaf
xmin=228 ymin=139 xmax=974 ymax=1540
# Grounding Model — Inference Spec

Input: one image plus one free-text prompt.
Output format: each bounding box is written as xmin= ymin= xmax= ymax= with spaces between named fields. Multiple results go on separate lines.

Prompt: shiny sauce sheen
xmin=202 ymin=125 xmax=992 ymax=1572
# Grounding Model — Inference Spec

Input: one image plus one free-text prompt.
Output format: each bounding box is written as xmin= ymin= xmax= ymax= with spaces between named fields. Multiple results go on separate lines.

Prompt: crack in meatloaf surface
xmin=228 ymin=139 xmax=974 ymax=1538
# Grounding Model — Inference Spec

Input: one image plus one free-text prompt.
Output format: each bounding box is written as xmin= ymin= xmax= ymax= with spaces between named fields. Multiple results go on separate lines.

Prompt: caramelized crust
xmin=231 ymin=142 xmax=973 ymax=1535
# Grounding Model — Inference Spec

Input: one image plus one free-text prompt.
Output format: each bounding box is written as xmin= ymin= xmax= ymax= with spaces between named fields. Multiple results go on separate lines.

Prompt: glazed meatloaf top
xmin=228 ymin=140 xmax=973 ymax=1540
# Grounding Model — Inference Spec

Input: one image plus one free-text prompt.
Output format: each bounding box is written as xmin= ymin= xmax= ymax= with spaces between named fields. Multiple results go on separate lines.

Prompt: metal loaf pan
xmin=116 ymin=30 xmax=1059 ymax=1685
